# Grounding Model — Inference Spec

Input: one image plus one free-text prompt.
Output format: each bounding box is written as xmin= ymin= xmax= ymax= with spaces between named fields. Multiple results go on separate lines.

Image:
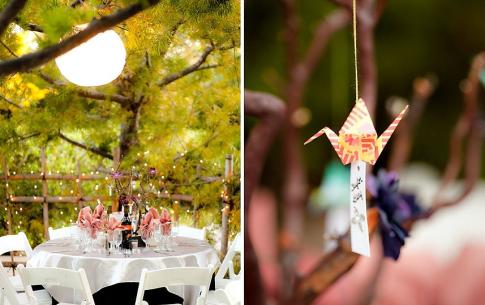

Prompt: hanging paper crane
xmin=305 ymin=98 xmax=408 ymax=256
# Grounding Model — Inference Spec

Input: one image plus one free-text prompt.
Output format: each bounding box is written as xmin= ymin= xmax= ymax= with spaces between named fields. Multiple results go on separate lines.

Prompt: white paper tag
xmin=350 ymin=160 xmax=370 ymax=256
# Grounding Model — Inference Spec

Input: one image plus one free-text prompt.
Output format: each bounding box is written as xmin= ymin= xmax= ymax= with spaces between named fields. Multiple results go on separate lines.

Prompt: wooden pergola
xmin=2 ymin=148 xmax=234 ymax=256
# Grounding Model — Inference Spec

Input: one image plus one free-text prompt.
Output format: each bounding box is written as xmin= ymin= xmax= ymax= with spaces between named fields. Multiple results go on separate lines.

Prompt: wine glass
xmin=170 ymin=220 xmax=179 ymax=246
xmin=113 ymin=229 xmax=122 ymax=254
xmin=107 ymin=230 xmax=117 ymax=254
xmin=153 ymin=223 xmax=162 ymax=252
xmin=162 ymin=222 xmax=174 ymax=252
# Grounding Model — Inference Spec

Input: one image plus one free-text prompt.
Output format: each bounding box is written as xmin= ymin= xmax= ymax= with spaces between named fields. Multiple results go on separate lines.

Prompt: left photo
xmin=0 ymin=1 xmax=241 ymax=305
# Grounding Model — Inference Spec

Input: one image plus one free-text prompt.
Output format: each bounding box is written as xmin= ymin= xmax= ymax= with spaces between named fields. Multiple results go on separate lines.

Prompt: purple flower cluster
xmin=368 ymin=170 xmax=422 ymax=260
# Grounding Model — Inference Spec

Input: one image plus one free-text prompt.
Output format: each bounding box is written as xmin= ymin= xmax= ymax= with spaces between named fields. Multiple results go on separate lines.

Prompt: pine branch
xmin=0 ymin=0 xmax=161 ymax=76
xmin=0 ymin=40 xmax=17 ymax=57
xmin=39 ymin=73 xmax=132 ymax=106
xmin=59 ymin=132 xmax=113 ymax=160
xmin=0 ymin=0 xmax=27 ymax=37
xmin=158 ymin=44 xmax=215 ymax=87
xmin=0 ymin=94 xmax=21 ymax=108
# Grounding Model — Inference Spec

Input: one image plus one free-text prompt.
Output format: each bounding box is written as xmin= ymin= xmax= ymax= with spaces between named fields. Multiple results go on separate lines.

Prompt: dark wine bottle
xmin=120 ymin=203 xmax=133 ymax=249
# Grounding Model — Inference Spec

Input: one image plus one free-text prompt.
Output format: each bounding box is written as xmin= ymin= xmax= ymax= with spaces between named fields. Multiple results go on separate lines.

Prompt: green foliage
xmin=0 ymin=0 xmax=240 ymax=246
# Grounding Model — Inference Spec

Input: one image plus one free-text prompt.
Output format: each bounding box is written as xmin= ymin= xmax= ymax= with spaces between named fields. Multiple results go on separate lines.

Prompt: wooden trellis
xmin=2 ymin=148 xmax=234 ymax=254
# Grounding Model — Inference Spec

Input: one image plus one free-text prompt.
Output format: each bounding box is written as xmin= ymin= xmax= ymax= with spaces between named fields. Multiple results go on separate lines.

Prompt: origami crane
xmin=305 ymin=98 xmax=408 ymax=256
xmin=304 ymin=99 xmax=408 ymax=165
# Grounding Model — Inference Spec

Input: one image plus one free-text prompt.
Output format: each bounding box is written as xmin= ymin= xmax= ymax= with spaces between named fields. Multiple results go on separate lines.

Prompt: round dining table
xmin=27 ymin=237 xmax=220 ymax=305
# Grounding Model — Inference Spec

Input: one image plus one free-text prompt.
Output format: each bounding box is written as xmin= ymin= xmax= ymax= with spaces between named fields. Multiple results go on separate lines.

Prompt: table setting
xmin=26 ymin=202 xmax=219 ymax=305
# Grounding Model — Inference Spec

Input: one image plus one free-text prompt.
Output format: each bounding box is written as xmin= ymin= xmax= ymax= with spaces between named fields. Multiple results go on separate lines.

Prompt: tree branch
xmin=301 ymin=8 xmax=350 ymax=81
xmin=0 ymin=0 xmax=160 ymax=76
xmin=291 ymin=208 xmax=379 ymax=305
xmin=0 ymin=39 xmax=17 ymax=57
xmin=245 ymin=90 xmax=286 ymax=305
xmin=158 ymin=44 xmax=215 ymax=87
xmin=39 ymin=73 xmax=132 ymax=106
xmin=0 ymin=94 xmax=21 ymax=108
xmin=0 ymin=0 xmax=27 ymax=37
xmin=426 ymin=52 xmax=485 ymax=214
xmin=59 ymin=132 xmax=113 ymax=160
xmin=388 ymin=76 xmax=436 ymax=171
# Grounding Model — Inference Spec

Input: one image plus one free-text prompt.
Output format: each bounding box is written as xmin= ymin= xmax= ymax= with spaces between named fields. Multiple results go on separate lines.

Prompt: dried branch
xmin=245 ymin=90 xmax=286 ymax=202
xmin=388 ymin=76 xmax=436 ymax=171
xmin=38 ymin=73 xmax=132 ymax=106
xmin=0 ymin=0 xmax=27 ymax=37
xmin=158 ymin=44 xmax=215 ymax=87
xmin=0 ymin=0 xmax=160 ymax=76
xmin=59 ymin=132 xmax=113 ymax=160
xmin=427 ymin=52 xmax=484 ymax=214
xmin=245 ymin=90 xmax=286 ymax=305
xmin=280 ymin=2 xmax=352 ymax=303
xmin=301 ymin=8 xmax=350 ymax=80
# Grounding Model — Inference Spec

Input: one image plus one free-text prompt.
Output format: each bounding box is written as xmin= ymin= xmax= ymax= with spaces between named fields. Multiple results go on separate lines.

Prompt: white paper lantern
xmin=55 ymin=29 xmax=126 ymax=87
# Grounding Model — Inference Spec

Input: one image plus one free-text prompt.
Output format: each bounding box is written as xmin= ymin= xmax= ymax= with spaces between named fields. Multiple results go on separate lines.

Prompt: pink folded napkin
xmin=77 ymin=204 xmax=107 ymax=238
xmin=160 ymin=208 xmax=172 ymax=235
xmin=139 ymin=208 xmax=160 ymax=239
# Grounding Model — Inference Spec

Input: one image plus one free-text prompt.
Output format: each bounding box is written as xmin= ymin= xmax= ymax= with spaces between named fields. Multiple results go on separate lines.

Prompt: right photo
xmin=245 ymin=1 xmax=485 ymax=305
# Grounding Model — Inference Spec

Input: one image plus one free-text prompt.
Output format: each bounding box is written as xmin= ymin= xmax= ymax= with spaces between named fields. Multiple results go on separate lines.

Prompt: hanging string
xmin=352 ymin=0 xmax=359 ymax=101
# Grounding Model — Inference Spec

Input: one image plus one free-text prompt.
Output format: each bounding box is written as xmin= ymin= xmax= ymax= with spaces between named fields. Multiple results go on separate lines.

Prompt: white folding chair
xmin=0 ymin=233 xmax=33 ymax=259
xmin=17 ymin=266 xmax=94 ymax=305
xmin=0 ymin=233 xmax=34 ymax=292
xmin=135 ymin=265 xmax=213 ymax=305
xmin=0 ymin=264 xmax=51 ymax=305
xmin=174 ymin=226 xmax=205 ymax=240
xmin=215 ymin=234 xmax=241 ymax=289
xmin=48 ymin=226 xmax=78 ymax=240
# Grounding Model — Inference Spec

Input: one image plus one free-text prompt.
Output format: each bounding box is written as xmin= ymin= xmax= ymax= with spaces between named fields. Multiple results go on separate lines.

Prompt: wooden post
xmin=192 ymin=207 xmax=199 ymax=227
xmin=41 ymin=148 xmax=49 ymax=239
xmin=173 ymin=200 xmax=180 ymax=222
xmin=220 ymin=154 xmax=233 ymax=256
xmin=3 ymin=161 xmax=12 ymax=234
xmin=76 ymin=160 xmax=83 ymax=211
xmin=111 ymin=147 xmax=121 ymax=212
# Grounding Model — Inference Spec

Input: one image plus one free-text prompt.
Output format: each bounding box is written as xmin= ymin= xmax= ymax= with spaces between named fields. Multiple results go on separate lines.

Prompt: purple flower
xmin=148 ymin=167 xmax=157 ymax=177
xmin=111 ymin=171 xmax=123 ymax=179
xmin=368 ymin=170 xmax=422 ymax=260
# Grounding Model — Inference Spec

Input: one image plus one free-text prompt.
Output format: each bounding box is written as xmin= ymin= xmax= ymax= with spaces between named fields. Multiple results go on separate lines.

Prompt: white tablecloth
xmin=27 ymin=237 xmax=219 ymax=305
